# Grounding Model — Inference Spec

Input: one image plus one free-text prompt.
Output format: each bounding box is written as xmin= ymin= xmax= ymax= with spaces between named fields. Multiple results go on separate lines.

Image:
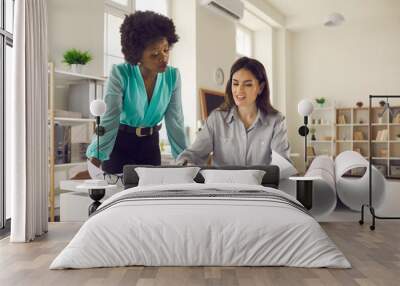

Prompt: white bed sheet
xmin=50 ymin=183 xmax=350 ymax=269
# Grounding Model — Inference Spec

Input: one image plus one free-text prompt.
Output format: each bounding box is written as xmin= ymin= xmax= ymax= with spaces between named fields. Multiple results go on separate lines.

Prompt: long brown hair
xmin=219 ymin=57 xmax=278 ymax=114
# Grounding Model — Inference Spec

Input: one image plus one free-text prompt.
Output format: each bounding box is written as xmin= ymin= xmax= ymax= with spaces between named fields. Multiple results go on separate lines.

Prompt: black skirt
xmin=102 ymin=127 xmax=161 ymax=174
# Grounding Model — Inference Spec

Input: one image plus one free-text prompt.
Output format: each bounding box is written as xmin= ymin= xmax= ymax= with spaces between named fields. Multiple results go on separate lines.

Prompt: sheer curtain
xmin=10 ymin=0 xmax=48 ymax=242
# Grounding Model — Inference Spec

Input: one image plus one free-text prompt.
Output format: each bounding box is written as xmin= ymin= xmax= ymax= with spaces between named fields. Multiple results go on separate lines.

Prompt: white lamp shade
xmin=324 ymin=12 xmax=345 ymax=27
xmin=298 ymin=99 xmax=314 ymax=117
xmin=90 ymin=99 xmax=107 ymax=117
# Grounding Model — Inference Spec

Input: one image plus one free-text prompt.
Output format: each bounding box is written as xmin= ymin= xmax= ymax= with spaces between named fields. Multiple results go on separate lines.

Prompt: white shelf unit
xmin=308 ymin=103 xmax=336 ymax=159
xmin=334 ymin=105 xmax=400 ymax=179
xmin=48 ymin=62 xmax=106 ymax=221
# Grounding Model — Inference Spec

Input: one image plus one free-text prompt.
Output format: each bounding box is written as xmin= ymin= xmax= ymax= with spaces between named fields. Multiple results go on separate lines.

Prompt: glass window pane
xmin=105 ymin=55 xmax=125 ymax=77
xmin=107 ymin=13 xmax=123 ymax=57
xmin=6 ymin=0 xmax=14 ymax=33
xmin=236 ymin=26 xmax=252 ymax=57
xmin=0 ymin=0 xmax=2 ymax=29
xmin=136 ymin=0 xmax=168 ymax=16
xmin=5 ymin=44 xmax=12 ymax=219
xmin=110 ymin=0 xmax=128 ymax=7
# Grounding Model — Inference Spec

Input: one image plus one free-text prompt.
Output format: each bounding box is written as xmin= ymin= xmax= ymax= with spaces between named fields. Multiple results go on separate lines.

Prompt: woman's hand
xmin=69 ymin=158 xmax=102 ymax=180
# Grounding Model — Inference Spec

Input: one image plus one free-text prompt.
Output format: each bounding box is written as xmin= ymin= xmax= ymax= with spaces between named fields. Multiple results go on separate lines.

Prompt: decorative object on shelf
xmin=310 ymin=128 xmax=316 ymax=141
xmin=317 ymin=118 xmax=322 ymax=124
xmin=354 ymin=131 xmax=364 ymax=141
xmin=379 ymin=100 xmax=386 ymax=107
xmin=62 ymin=48 xmax=92 ymax=73
xmin=379 ymin=149 xmax=388 ymax=157
xmin=396 ymin=134 xmax=400 ymax=141
xmin=359 ymin=119 xmax=364 ymax=124
xmin=338 ymin=114 xmax=347 ymax=124
xmin=356 ymin=101 xmax=363 ymax=108
xmin=321 ymin=136 xmax=333 ymax=141
xmin=315 ymin=97 xmax=326 ymax=108
xmin=90 ymin=99 xmax=107 ymax=160
xmin=324 ymin=12 xmax=345 ymax=27
xmin=375 ymin=129 xmax=388 ymax=141
xmin=379 ymin=97 xmax=395 ymax=117
xmin=214 ymin=67 xmax=225 ymax=86
xmin=393 ymin=113 xmax=400 ymax=123
xmin=311 ymin=118 xmax=316 ymax=125
xmin=297 ymin=99 xmax=314 ymax=163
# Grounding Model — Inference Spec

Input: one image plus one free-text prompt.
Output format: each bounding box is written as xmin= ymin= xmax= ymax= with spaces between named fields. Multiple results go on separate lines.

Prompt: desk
xmin=289 ymin=176 xmax=322 ymax=210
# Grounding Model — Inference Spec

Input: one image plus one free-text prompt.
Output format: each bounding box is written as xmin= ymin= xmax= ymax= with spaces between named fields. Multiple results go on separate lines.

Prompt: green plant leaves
xmin=62 ymin=49 xmax=92 ymax=65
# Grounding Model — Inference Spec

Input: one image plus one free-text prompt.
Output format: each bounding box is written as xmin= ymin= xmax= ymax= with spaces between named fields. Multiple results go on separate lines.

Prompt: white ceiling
xmin=264 ymin=0 xmax=400 ymax=30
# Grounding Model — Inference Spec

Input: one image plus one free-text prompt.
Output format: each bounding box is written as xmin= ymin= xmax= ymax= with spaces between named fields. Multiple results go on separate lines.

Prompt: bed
xmin=50 ymin=165 xmax=350 ymax=269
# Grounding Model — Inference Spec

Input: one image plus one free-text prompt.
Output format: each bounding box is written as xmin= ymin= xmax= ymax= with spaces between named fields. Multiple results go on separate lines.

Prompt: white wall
xmin=196 ymin=3 xmax=236 ymax=95
xmin=170 ymin=0 xmax=197 ymax=140
xmin=47 ymin=0 xmax=103 ymax=76
xmin=286 ymin=8 xmax=400 ymax=169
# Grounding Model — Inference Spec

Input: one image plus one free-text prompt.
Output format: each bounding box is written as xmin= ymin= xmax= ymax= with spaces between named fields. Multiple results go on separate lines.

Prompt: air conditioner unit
xmin=201 ymin=0 xmax=244 ymax=21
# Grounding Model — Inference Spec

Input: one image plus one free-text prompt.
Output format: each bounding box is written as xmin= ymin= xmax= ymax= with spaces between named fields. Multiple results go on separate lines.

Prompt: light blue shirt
xmin=86 ymin=63 xmax=187 ymax=161
xmin=177 ymin=108 xmax=290 ymax=166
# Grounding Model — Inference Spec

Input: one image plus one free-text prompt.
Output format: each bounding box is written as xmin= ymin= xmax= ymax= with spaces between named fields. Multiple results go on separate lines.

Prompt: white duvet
xmin=50 ymin=183 xmax=351 ymax=269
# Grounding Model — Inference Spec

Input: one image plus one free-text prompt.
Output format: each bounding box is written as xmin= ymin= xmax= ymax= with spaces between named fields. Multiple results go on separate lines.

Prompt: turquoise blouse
xmin=86 ymin=63 xmax=187 ymax=161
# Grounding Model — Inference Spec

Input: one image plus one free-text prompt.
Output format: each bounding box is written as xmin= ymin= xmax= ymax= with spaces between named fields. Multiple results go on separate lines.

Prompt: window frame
xmin=235 ymin=24 xmax=253 ymax=58
xmin=0 ymin=0 xmax=14 ymax=233
xmin=103 ymin=0 xmax=170 ymax=76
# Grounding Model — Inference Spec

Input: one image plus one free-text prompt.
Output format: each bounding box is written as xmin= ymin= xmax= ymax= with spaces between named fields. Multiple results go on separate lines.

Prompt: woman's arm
xmin=271 ymin=114 xmax=291 ymax=162
xmin=86 ymin=65 xmax=123 ymax=161
xmin=176 ymin=114 xmax=214 ymax=165
xmin=164 ymin=70 xmax=188 ymax=158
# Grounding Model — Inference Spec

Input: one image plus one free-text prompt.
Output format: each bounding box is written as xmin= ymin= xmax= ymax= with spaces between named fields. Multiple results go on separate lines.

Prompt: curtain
xmin=10 ymin=0 xmax=48 ymax=242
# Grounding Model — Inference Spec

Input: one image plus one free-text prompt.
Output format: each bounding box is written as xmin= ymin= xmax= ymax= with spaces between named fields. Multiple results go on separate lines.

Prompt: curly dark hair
xmin=219 ymin=56 xmax=278 ymax=115
xmin=120 ymin=11 xmax=179 ymax=65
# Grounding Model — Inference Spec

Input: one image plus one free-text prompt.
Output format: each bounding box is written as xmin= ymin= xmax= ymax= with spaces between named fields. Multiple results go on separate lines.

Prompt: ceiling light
xmin=324 ymin=12 xmax=345 ymax=27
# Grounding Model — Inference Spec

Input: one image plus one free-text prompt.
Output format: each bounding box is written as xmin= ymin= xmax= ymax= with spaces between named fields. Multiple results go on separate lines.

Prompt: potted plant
xmin=62 ymin=48 xmax=92 ymax=73
xmin=315 ymin=97 xmax=326 ymax=108
xmin=310 ymin=127 xmax=316 ymax=141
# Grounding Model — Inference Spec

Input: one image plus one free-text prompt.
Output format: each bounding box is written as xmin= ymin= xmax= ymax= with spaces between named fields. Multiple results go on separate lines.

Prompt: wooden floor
xmin=0 ymin=222 xmax=399 ymax=286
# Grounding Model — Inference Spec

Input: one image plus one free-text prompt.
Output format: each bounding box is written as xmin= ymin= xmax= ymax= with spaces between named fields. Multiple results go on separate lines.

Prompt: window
xmin=1 ymin=0 xmax=14 ymax=233
xmin=103 ymin=0 xmax=169 ymax=76
xmin=236 ymin=25 xmax=252 ymax=58
xmin=135 ymin=0 xmax=168 ymax=16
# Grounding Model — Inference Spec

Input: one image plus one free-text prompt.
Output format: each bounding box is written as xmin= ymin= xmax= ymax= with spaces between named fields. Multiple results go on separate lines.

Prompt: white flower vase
xmin=70 ymin=64 xmax=83 ymax=74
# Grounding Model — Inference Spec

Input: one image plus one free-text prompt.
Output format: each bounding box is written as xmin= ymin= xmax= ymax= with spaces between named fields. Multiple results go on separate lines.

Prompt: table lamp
xmin=297 ymin=99 xmax=314 ymax=163
xmin=90 ymin=99 xmax=107 ymax=160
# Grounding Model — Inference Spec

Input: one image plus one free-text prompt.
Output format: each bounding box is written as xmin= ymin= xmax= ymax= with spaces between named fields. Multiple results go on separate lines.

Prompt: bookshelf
xmin=308 ymin=103 xmax=336 ymax=158
xmin=305 ymin=102 xmax=400 ymax=179
xmin=333 ymin=105 xmax=400 ymax=179
xmin=48 ymin=62 xmax=106 ymax=222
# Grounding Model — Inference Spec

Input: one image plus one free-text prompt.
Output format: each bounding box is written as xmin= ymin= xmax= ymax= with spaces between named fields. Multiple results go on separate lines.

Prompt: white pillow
xmin=200 ymin=169 xmax=266 ymax=185
xmin=135 ymin=167 xmax=200 ymax=186
xmin=271 ymin=150 xmax=298 ymax=179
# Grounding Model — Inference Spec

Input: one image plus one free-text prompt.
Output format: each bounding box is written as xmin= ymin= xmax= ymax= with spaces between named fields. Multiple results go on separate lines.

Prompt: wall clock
xmin=214 ymin=67 xmax=225 ymax=86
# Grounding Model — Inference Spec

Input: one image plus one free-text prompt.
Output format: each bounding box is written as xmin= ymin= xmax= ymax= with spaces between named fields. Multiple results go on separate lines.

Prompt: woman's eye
xmin=232 ymin=83 xmax=239 ymax=86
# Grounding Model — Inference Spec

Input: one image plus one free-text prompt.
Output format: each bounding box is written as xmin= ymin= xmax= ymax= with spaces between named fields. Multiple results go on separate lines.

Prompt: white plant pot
xmin=70 ymin=64 xmax=83 ymax=74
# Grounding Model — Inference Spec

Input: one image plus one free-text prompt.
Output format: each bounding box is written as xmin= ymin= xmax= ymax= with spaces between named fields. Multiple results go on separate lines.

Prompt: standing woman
xmin=177 ymin=57 xmax=290 ymax=166
xmin=85 ymin=11 xmax=187 ymax=175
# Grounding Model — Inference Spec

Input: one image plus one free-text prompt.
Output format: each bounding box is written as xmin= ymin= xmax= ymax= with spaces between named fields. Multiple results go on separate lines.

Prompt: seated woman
xmin=176 ymin=57 xmax=290 ymax=166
